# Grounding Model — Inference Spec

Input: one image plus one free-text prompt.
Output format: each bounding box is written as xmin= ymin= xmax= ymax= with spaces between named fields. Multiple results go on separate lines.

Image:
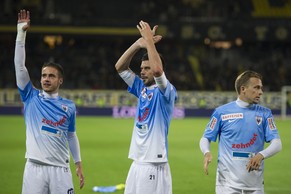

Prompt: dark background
xmin=1 ymin=0 xmax=291 ymax=91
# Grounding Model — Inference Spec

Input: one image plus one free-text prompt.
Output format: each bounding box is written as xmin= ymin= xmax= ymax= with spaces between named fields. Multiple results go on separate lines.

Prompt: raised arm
xmin=14 ymin=10 xmax=31 ymax=90
xmin=115 ymin=24 xmax=161 ymax=72
xmin=137 ymin=21 xmax=163 ymax=77
xmin=114 ymin=40 xmax=141 ymax=73
xmin=115 ymin=21 xmax=163 ymax=88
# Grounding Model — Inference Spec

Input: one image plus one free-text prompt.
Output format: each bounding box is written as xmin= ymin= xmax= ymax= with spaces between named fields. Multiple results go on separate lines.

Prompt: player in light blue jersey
xmin=115 ymin=20 xmax=177 ymax=194
xmin=14 ymin=10 xmax=84 ymax=194
xmin=200 ymin=70 xmax=282 ymax=194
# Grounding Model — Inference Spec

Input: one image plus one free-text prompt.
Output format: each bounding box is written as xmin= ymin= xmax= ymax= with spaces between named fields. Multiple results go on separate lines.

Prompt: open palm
xmin=17 ymin=10 xmax=30 ymax=31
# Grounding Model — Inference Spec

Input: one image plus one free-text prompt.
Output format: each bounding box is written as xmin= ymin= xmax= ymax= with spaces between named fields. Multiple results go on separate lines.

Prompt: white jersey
xmin=203 ymin=101 xmax=280 ymax=190
xmin=127 ymin=75 xmax=177 ymax=163
xmin=19 ymin=82 xmax=76 ymax=167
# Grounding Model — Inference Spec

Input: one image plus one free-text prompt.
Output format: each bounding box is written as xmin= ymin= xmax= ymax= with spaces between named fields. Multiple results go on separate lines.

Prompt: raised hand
xmin=18 ymin=9 xmax=30 ymax=31
xmin=135 ymin=20 xmax=162 ymax=48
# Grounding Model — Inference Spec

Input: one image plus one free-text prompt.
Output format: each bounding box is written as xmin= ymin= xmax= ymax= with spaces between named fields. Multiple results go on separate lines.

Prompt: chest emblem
xmin=256 ymin=116 xmax=262 ymax=125
xmin=62 ymin=105 xmax=68 ymax=112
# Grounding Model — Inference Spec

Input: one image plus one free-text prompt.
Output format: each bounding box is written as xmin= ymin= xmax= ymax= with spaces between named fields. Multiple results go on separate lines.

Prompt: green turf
xmin=0 ymin=116 xmax=290 ymax=194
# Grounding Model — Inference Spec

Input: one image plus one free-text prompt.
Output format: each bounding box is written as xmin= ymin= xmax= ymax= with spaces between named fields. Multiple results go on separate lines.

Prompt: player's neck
xmin=147 ymin=84 xmax=157 ymax=90
xmin=42 ymin=90 xmax=59 ymax=99
xmin=236 ymin=97 xmax=250 ymax=108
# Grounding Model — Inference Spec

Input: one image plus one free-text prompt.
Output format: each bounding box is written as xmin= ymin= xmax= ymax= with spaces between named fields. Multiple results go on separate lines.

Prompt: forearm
xmin=154 ymin=72 xmax=167 ymax=91
xmin=68 ymin=132 xmax=81 ymax=163
xmin=200 ymin=137 xmax=211 ymax=155
xmin=115 ymin=42 xmax=140 ymax=72
xmin=259 ymin=138 xmax=282 ymax=159
xmin=146 ymin=41 xmax=163 ymax=77
xmin=15 ymin=23 xmax=30 ymax=89
xmin=119 ymin=70 xmax=135 ymax=88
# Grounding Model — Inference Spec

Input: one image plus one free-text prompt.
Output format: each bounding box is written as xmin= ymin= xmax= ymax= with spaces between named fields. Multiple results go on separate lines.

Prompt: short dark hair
xmin=42 ymin=62 xmax=64 ymax=78
xmin=235 ymin=70 xmax=262 ymax=94
xmin=141 ymin=52 xmax=166 ymax=70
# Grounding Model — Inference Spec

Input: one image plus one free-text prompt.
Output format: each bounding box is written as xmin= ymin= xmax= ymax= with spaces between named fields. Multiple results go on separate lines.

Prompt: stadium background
xmin=1 ymin=0 xmax=291 ymax=91
xmin=1 ymin=0 xmax=291 ymax=117
xmin=0 ymin=0 xmax=291 ymax=193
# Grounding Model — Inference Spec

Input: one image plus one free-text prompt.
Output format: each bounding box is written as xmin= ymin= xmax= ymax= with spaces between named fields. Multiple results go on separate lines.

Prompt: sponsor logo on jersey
xmin=267 ymin=118 xmax=276 ymax=130
xmin=136 ymin=123 xmax=148 ymax=133
xmin=232 ymin=133 xmax=257 ymax=149
xmin=209 ymin=117 xmax=217 ymax=130
xmin=138 ymin=107 xmax=149 ymax=122
xmin=256 ymin=116 xmax=262 ymax=125
xmin=41 ymin=125 xmax=62 ymax=137
xmin=67 ymin=188 xmax=74 ymax=194
xmin=221 ymin=113 xmax=243 ymax=121
xmin=63 ymin=167 xmax=69 ymax=172
xmin=232 ymin=151 xmax=255 ymax=160
xmin=42 ymin=116 xmax=67 ymax=127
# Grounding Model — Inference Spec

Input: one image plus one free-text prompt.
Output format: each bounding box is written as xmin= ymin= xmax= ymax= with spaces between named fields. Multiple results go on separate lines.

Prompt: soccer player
xmin=115 ymin=20 xmax=177 ymax=194
xmin=199 ymin=70 xmax=282 ymax=194
xmin=14 ymin=10 xmax=84 ymax=194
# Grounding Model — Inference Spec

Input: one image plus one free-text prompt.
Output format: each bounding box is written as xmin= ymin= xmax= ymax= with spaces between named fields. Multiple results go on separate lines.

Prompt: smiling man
xmin=14 ymin=10 xmax=84 ymax=194
xmin=199 ymin=70 xmax=282 ymax=194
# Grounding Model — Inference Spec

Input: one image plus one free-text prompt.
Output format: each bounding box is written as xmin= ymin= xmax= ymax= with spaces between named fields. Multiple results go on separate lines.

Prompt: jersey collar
xmin=147 ymin=84 xmax=158 ymax=90
xmin=41 ymin=91 xmax=59 ymax=99
xmin=236 ymin=97 xmax=251 ymax=108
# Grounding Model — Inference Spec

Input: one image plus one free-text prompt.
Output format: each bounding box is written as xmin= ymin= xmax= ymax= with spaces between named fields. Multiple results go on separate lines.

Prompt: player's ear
xmin=240 ymin=86 xmax=246 ymax=94
xmin=59 ymin=78 xmax=63 ymax=85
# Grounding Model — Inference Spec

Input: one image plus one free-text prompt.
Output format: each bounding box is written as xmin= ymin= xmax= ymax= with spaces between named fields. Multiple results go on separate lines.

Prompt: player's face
xmin=240 ymin=77 xmax=263 ymax=104
xmin=140 ymin=60 xmax=155 ymax=86
xmin=41 ymin=67 xmax=63 ymax=94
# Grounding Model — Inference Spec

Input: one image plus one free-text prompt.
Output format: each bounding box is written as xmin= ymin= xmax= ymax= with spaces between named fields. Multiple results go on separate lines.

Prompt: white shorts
xmin=124 ymin=161 xmax=172 ymax=194
xmin=22 ymin=159 xmax=74 ymax=194
xmin=216 ymin=185 xmax=264 ymax=194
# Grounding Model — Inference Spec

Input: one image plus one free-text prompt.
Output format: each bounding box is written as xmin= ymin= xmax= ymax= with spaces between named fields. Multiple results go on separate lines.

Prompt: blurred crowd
xmin=1 ymin=0 xmax=291 ymax=91
xmin=0 ymin=0 xmax=252 ymax=25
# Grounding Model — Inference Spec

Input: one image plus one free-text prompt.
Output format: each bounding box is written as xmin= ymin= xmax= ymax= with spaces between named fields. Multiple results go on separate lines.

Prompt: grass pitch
xmin=0 ymin=116 xmax=290 ymax=194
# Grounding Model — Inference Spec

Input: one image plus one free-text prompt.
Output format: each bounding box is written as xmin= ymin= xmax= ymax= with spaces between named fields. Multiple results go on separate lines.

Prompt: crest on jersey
xmin=148 ymin=92 xmax=153 ymax=101
xmin=267 ymin=118 xmax=276 ymax=130
xmin=256 ymin=116 xmax=262 ymax=125
xmin=62 ymin=105 xmax=68 ymax=112
xmin=209 ymin=117 xmax=217 ymax=130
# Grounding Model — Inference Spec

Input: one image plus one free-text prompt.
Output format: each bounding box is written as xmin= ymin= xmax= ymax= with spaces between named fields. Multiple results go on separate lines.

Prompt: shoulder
xmin=59 ymin=97 xmax=76 ymax=109
xmin=216 ymin=101 xmax=236 ymax=111
xmin=253 ymin=104 xmax=272 ymax=114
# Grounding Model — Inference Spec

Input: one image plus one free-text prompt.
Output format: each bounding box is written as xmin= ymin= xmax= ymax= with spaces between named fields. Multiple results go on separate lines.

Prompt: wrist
xmin=258 ymin=152 xmax=265 ymax=160
xmin=132 ymin=41 xmax=142 ymax=50
xmin=16 ymin=23 xmax=27 ymax=42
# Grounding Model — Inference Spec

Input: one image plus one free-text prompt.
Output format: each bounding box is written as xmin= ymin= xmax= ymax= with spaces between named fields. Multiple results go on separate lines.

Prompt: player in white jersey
xmin=200 ymin=70 xmax=282 ymax=194
xmin=115 ymin=20 xmax=177 ymax=194
xmin=14 ymin=10 xmax=84 ymax=194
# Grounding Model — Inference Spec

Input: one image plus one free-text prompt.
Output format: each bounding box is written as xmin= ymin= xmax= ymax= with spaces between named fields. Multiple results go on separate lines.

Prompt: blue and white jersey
xmin=128 ymin=76 xmax=177 ymax=163
xmin=203 ymin=101 xmax=280 ymax=190
xmin=19 ymin=82 xmax=76 ymax=167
